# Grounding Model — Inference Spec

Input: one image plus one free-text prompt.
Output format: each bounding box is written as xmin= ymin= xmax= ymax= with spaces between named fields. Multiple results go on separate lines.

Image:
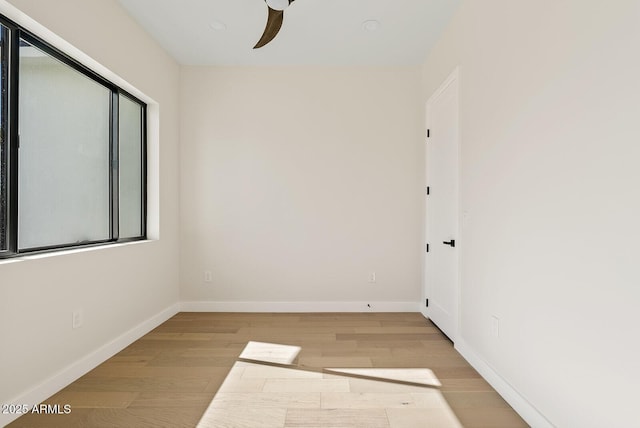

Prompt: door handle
xmin=443 ymin=240 xmax=455 ymax=247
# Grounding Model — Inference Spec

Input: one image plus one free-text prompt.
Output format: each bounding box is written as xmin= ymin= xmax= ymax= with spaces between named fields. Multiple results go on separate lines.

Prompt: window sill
xmin=0 ymin=239 xmax=154 ymax=265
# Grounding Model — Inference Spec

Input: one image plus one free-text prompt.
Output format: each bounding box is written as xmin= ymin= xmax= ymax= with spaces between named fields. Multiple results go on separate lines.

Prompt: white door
xmin=424 ymin=68 xmax=459 ymax=341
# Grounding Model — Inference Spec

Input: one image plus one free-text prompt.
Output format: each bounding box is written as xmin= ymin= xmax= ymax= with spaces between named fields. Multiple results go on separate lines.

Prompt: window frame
xmin=117 ymin=90 xmax=148 ymax=244
xmin=0 ymin=15 xmax=147 ymax=259
xmin=0 ymin=22 xmax=11 ymax=255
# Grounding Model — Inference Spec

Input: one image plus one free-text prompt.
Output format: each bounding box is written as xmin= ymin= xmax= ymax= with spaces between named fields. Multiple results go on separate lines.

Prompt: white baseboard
xmin=455 ymin=338 xmax=555 ymax=428
xmin=420 ymin=307 xmax=428 ymax=319
xmin=180 ymin=301 xmax=420 ymax=313
xmin=0 ymin=303 xmax=180 ymax=427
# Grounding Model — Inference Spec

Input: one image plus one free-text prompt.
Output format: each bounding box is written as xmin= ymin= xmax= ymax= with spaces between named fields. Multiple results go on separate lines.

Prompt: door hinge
xmin=427 ymin=129 xmax=430 ymax=138
xmin=426 ymin=243 xmax=430 ymax=253
xmin=426 ymin=298 xmax=429 ymax=307
xmin=426 ymin=186 xmax=430 ymax=195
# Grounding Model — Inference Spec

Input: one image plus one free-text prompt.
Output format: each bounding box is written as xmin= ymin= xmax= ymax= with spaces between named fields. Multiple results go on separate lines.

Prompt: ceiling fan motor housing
xmin=265 ymin=0 xmax=291 ymax=11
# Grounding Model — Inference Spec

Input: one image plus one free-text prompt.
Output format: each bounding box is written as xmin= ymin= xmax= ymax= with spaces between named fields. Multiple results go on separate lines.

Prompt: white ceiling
xmin=117 ymin=0 xmax=461 ymax=66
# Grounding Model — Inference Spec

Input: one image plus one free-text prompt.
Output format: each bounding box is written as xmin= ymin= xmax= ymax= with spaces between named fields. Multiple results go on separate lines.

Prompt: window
xmin=18 ymin=38 xmax=112 ymax=249
xmin=0 ymin=17 xmax=146 ymax=258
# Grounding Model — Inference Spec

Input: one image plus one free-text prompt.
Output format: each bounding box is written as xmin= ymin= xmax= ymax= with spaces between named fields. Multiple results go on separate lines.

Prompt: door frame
xmin=422 ymin=66 xmax=461 ymax=343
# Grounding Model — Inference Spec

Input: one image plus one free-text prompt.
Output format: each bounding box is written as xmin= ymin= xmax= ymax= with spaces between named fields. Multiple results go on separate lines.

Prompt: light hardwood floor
xmin=8 ymin=313 xmax=528 ymax=427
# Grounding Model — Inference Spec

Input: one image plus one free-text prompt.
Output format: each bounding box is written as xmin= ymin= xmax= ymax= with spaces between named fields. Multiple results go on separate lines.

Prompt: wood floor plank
xmin=140 ymin=332 xmax=218 ymax=341
xmin=345 ymin=377 xmax=436 ymax=394
xmin=439 ymin=378 xmax=496 ymax=392
xmin=8 ymin=408 xmax=203 ymax=428
xmin=239 ymin=341 xmax=301 ymax=365
xmin=216 ymin=377 xmax=266 ymax=393
xmin=262 ymin=379 xmax=350 ymax=393
xmin=454 ymin=407 xmax=530 ymax=428
xmin=145 ymin=354 xmax=238 ymax=368
xmin=386 ymin=408 xmax=463 ymax=428
xmin=65 ymin=376 xmax=211 ymax=393
xmin=285 ymin=409 xmax=390 ymax=428
xmin=338 ymin=333 xmax=442 ymax=342
xmin=86 ymin=408 xmax=205 ymax=428
xmin=46 ymin=391 xmax=139 ymax=409
xmin=98 ymin=355 xmax=154 ymax=366
xmin=128 ymin=392 xmax=215 ymax=409
xmin=298 ymin=356 xmax=374 ymax=368
xmin=431 ymin=367 xmax=483 ymax=379
xmin=441 ymin=391 xmax=512 ymax=408
xmin=372 ymin=355 xmax=470 ymax=368
xmin=207 ymin=392 xmax=321 ymax=409
xmin=241 ymin=364 xmax=324 ymax=380
xmin=320 ymin=391 xmax=445 ymax=409
xmin=320 ymin=348 xmax=393 ymax=358
xmin=179 ymin=347 xmax=243 ymax=358
xmin=84 ymin=365 xmax=229 ymax=379
xmin=197 ymin=407 xmax=287 ymax=428
xmin=357 ymin=340 xmax=429 ymax=349
xmin=353 ymin=326 xmax=440 ymax=334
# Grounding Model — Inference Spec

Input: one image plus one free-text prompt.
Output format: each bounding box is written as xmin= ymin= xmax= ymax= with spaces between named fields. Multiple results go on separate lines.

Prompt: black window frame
xmin=0 ymin=14 xmax=147 ymax=259
xmin=0 ymin=23 xmax=10 ymax=254
xmin=117 ymin=90 xmax=148 ymax=243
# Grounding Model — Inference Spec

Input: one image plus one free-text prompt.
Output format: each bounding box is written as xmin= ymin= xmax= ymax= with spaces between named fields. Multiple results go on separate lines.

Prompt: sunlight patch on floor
xmin=239 ymin=341 xmax=302 ymax=365
xmin=197 ymin=342 xmax=462 ymax=428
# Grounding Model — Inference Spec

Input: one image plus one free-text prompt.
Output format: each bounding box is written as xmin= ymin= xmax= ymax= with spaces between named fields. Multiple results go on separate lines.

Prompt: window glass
xmin=118 ymin=94 xmax=144 ymax=238
xmin=18 ymin=39 xmax=111 ymax=249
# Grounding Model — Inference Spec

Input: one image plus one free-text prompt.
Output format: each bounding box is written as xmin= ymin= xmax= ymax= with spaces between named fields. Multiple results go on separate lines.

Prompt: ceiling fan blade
xmin=253 ymin=7 xmax=284 ymax=49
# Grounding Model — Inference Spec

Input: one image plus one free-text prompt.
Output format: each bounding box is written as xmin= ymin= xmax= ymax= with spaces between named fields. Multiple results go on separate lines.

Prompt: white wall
xmin=0 ymin=0 xmax=180 ymax=416
xmin=421 ymin=1 xmax=640 ymax=426
xmin=180 ymin=67 xmax=423 ymax=308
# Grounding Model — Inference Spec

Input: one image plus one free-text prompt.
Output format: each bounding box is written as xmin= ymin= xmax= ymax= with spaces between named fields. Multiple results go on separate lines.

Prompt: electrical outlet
xmin=204 ymin=270 xmax=213 ymax=283
xmin=72 ymin=310 xmax=84 ymax=329
xmin=368 ymin=272 xmax=376 ymax=283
